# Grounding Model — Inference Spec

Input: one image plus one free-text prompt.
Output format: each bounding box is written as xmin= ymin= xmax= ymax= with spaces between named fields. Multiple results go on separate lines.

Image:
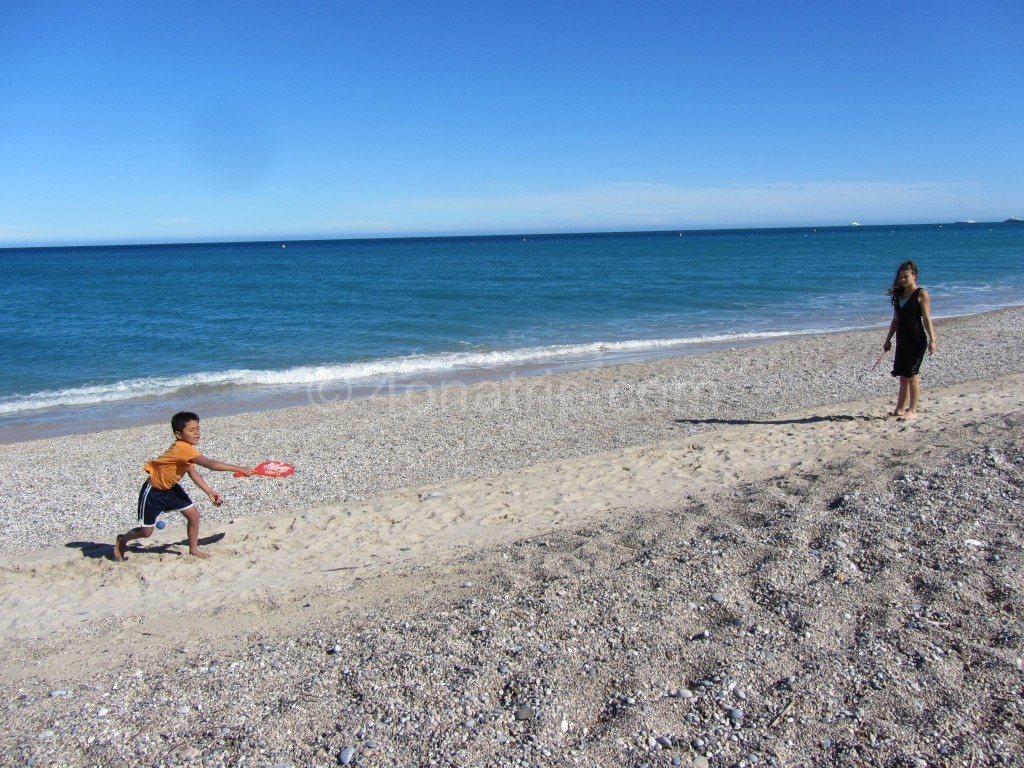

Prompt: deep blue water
xmin=2 ymin=222 xmax=1023 ymax=439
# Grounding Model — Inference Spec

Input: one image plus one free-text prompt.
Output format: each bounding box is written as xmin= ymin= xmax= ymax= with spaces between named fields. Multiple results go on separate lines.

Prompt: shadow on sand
xmin=674 ymin=414 xmax=863 ymax=427
xmin=66 ymin=532 xmax=226 ymax=560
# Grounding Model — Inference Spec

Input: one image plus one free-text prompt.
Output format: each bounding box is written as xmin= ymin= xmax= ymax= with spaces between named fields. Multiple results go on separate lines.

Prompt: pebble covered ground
xmin=2 ymin=427 xmax=1022 ymax=767
xmin=1 ymin=308 xmax=1023 ymax=767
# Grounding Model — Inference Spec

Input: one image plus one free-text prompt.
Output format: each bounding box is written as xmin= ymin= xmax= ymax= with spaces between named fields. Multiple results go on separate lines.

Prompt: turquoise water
xmin=2 ymin=222 xmax=1022 ymax=439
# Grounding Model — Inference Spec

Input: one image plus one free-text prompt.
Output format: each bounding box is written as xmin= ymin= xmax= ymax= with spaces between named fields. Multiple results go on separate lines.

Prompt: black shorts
xmin=137 ymin=481 xmax=194 ymax=527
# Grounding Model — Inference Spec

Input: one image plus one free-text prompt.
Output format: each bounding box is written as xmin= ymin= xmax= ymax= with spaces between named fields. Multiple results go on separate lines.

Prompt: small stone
xmin=514 ymin=706 xmax=536 ymax=720
xmin=693 ymin=757 xmax=710 ymax=768
xmin=338 ymin=745 xmax=356 ymax=765
xmin=711 ymin=592 xmax=725 ymax=603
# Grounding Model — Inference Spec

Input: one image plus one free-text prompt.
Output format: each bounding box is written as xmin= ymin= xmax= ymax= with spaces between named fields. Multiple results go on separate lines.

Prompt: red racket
xmin=236 ymin=460 xmax=295 ymax=478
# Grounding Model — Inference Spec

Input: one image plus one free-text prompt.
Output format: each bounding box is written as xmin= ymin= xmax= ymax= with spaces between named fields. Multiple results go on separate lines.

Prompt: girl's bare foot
xmin=886 ymin=409 xmax=905 ymax=420
xmin=113 ymin=535 xmax=129 ymax=562
xmin=898 ymin=411 xmax=918 ymax=421
xmin=190 ymin=548 xmax=211 ymax=560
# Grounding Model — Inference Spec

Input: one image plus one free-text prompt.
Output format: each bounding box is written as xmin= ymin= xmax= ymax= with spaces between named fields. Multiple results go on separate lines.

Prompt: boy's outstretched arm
xmin=193 ymin=455 xmax=254 ymax=476
xmin=188 ymin=457 xmax=254 ymax=507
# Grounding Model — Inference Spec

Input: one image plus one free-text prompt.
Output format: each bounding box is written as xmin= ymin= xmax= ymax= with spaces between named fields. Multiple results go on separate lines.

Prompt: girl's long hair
xmin=886 ymin=260 xmax=919 ymax=307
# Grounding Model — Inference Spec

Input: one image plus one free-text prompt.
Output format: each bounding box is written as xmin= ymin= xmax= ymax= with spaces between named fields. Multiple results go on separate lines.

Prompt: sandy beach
xmin=2 ymin=308 xmax=1023 ymax=767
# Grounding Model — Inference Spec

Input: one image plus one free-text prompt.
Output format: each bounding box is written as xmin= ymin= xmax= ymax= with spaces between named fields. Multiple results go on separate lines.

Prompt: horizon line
xmin=3 ymin=219 xmax=1021 ymax=251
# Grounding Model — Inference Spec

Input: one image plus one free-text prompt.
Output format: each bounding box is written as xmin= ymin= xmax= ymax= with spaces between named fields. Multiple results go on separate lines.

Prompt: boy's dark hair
xmin=171 ymin=411 xmax=200 ymax=434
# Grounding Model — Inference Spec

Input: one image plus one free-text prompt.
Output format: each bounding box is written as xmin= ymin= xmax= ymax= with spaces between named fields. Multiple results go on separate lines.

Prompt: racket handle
xmin=234 ymin=471 xmax=245 ymax=477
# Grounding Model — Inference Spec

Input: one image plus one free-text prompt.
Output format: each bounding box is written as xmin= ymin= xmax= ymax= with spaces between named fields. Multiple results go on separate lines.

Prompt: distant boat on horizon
xmin=849 ymin=221 xmax=862 ymax=226
xmin=954 ymin=220 xmax=977 ymax=224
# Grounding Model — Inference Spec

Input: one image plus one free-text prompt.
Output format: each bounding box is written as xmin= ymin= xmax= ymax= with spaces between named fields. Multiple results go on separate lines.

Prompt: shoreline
xmin=1 ymin=306 xmax=1023 ymax=766
xmin=0 ymin=306 xmax=1023 ymax=559
xmin=3 ymin=304 xmax=1021 ymax=445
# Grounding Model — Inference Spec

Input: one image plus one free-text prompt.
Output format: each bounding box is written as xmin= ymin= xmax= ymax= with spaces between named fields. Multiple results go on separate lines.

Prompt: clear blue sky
xmin=2 ymin=0 xmax=1022 ymax=246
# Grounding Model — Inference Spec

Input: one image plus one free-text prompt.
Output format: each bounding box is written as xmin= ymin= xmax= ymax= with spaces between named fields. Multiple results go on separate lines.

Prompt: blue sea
xmin=2 ymin=223 xmax=1023 ymax=441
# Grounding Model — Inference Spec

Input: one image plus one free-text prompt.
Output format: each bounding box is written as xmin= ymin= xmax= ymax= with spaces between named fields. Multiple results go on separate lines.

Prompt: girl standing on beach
xmin=883 ymin=260 xmax=937 ymax=420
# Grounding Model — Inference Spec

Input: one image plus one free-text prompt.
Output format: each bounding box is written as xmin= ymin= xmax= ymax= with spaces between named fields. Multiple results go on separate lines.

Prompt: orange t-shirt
xmin=144 ymin=440 xmax=201 ymax=490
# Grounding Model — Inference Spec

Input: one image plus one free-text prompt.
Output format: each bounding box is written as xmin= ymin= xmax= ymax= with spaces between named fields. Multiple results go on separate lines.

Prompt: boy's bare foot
xmin=887 ymin=409 xmax=905 ymax=419
xmin=113 ymin=535 xmax=129 ymax=562
xmin=898 ymin=411 xmax=918 ymax=421
xmin=190 ymin=548 xmax=211 ymax=560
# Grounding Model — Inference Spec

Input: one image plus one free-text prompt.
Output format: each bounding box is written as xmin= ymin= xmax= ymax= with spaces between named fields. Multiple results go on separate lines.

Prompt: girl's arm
xmin=919 ymin=289 xmax=937 ymax=354
xmin=883 ymin=308 xmax=898 ymax=351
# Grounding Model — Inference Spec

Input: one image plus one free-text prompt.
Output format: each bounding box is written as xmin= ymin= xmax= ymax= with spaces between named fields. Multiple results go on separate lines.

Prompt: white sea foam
xmin=0 ymin=328 xmax=836 ymax=415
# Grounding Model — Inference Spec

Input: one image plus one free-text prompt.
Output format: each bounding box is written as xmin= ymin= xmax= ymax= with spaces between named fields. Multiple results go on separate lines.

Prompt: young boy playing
xmin=113 ymin=411 xmax=253 ymax=561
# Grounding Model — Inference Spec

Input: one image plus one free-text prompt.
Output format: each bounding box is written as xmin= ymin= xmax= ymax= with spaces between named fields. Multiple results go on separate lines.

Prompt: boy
xmin=113 ymin=411 xmax=253 ymax=561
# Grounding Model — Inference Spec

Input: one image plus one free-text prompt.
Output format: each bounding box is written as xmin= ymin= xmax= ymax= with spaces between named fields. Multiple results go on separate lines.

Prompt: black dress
xmin=891 ymin=288 xmax=927 ymax=377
